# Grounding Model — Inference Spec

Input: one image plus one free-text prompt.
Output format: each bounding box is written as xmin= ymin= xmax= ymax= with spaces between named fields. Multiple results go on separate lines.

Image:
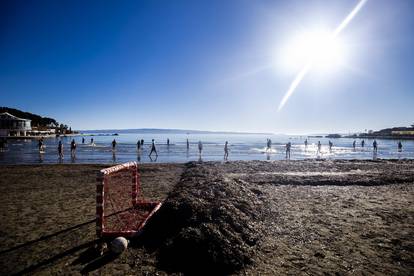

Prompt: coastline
xmin=1 ymin=133 xmax=81 ymax=140
xmin=344 ymin=135 xmax=414 ymax=140
xmin=0 ymin=160 xmax=413 ymax=274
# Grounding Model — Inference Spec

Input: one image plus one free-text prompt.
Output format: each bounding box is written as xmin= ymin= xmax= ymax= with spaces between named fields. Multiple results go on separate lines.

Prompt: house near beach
xmin=0 ymin=112 xmax=32 ymax=137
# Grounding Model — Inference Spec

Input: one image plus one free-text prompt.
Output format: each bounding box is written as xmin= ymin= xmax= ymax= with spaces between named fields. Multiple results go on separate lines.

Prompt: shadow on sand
xmin=0 ymin=218 xmax=116 ymax=275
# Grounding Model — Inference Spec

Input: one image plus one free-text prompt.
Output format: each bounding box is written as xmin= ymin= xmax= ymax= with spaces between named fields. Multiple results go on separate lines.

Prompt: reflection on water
xmin=0 ymin=133 xmax=413 ymax=164
xmin=112 ymin=151 xmax=116 ymax=163
xmin=149 ymin=154 xmax=157 ymax=163
xmin=38 ymin=152 xmax=44 ymax=163
xmin=137 ymin=150 xmax=141 ymax=162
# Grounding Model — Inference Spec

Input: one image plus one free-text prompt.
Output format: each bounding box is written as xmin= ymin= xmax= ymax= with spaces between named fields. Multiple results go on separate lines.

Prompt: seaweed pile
xmin=141 ymin=162 xmax=269 ymax=275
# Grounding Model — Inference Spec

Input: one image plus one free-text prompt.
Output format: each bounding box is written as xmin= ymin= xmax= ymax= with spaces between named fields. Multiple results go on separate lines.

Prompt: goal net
xmin=96 ymin=162 xmax=161 ymax=238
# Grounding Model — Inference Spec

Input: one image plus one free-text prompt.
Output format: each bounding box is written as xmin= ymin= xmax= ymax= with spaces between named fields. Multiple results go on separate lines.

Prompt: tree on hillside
xmin=0 ymin=107 xmax=58 ymax=127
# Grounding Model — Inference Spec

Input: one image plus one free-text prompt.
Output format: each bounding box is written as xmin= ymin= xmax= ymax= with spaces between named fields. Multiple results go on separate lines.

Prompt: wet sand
xmin=0 ymin=160 xmax=413 ymax=275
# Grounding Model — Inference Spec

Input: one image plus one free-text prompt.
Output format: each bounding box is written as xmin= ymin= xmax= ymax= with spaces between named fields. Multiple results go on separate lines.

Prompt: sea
xmin=0 ymin=131 xmax=413 ymax=164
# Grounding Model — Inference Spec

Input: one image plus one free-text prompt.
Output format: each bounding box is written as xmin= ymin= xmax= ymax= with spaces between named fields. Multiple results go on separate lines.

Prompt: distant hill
xmin=81 ymin=128 xmax=273 ymax=135
xmin=0 ymin=107 xmax=58 ymax=127
xmin=345 ymin=124 xmax=414 ymax=139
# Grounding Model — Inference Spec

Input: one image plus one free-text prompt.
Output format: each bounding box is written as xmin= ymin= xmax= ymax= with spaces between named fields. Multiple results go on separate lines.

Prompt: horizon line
xmin=78 ymin=127 xmax=275 ymax=135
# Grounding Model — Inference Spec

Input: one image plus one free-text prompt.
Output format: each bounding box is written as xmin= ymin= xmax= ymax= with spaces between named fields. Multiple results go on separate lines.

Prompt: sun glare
xmin=277 ymin=0 xmax=368 ymax=111
xmin=281 ymin=30 xmax=345 ymax=72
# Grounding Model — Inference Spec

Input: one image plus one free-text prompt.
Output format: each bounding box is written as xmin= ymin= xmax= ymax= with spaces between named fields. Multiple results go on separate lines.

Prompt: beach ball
xmin=110 ymin=237 xmax=128 ymax=254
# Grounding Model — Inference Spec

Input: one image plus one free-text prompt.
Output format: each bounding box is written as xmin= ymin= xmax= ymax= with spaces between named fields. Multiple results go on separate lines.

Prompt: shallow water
xmin=0 ymin=132 xmax=413 ymax=164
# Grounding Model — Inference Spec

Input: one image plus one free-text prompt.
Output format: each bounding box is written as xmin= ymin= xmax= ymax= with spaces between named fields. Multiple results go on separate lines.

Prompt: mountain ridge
xmin=81 ymin=128 xmax=274 ymax=135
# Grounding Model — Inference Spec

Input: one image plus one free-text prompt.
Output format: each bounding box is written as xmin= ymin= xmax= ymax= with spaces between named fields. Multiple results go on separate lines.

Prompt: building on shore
xmin=345 ymin=124 xmax=414 ymax=139
xmin=0 ymin=112 xmax=32 ymax=136
xmin=391 ymin=130 xmax=414 ymax=136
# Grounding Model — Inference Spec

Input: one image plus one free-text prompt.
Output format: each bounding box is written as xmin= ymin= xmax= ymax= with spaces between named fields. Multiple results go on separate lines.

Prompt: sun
xmin=280 ymin=30 xmax=346 ymax=72
xmin=277 ymin=0 xmax=367 ymax=111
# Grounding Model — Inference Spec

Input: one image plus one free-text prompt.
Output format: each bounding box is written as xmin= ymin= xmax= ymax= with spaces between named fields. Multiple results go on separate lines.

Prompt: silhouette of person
xmin=167 ymin=138 xmax=170 ymax=147
xmin=224 ymin=141 xmax=229 ymax=160
xmin=112 ymin=139 xmax=117 ymax=151
xmin=58 ymin=140 xmax=63 ymax=159
xmin=398 ymin=141 xmax=403 ymax=152
xmin=304 ymin=139 xmax=308 ymax=148
xmin=361 ymin=140 xmax=365 ymax=148
xmin=317 ymin=141 xmax=321 ymax=154
xmin=353 ymin=140 xmax=356 ymax=150
xmin=141 ymin=139 xmax=144 ymax=146
xmin=38 ymin=137 xmax=45 ymax=152
xmin=38 ymin=139 xmax=43 ymax=152
xmin=373 ymin=140 xmax=378 ymax=153
xmin=286 ymin=142 xmax=291 ymax=159
xmin=186 ymin=138 xmax=190 ymax=150
xmin=329 ymin=140 xmax=333 ymax=151
xmin=82 ymin=137 xmax=85 ymax=144
xmin=137 ymin=140 xmax=141 ymax=151
xmin=149 ymin=139 xmax=158 ymax=157
xmin=198 ymin=141 xmax=203 ymax=155
xmin=70 ymin=139 xmax=76 ymax=157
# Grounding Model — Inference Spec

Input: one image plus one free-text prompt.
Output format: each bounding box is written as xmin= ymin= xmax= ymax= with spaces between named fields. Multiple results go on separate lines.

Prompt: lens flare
xmin=278 ymin=0 xmax=368 ymax=111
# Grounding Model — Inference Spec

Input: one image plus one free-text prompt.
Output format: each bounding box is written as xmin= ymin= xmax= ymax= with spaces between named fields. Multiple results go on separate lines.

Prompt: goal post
xmin=96 ymin=161 xmax=162 ymax=238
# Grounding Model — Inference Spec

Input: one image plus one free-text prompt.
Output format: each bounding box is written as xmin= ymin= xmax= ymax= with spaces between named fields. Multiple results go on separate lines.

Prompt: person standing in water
xmin=224 ymin=141 xmax=229 ymax=160
xmin=353 ymin=140 xmax=356 ymax=150
xmin=361 ymin=140 xmax=365 ymax=148
xmin=286 ymin=142 xmax=291 ymax=159
xmin=91 ymin=138 xmax=94 ymax=145
xmin=398 ymin=141 xmax=403 ymax=152
xmin=141 ymin=139 xmax=144 ymax=146
xmin=267 ymin=139 xmax=272 ymax=152
xmin=82 ymin=137 xmax=85 ymax=144
xmin=304 ymin=139 xmax=308 ymax=149
xmin=167 ymin=138 xmax=170 ymax=147
xmin=149 ymin=139 xmax=158 ymax=157
xmin=58 ymin=140 xmax=63 ymax=159
xmin=373 ymin=140 xmax=378 ymax=153
xmin=38 ymin=138 xmax=44 ymax=152
xmin=186 ymin=138 xmax=190 ymax=150
xmin=198 ymin=141 xmax=203 ymax=155
xmin=317 ymin=141 xmax=321 ymax=154
xmin=328 ymin=140 xmax=333 ymax=152
xmin=137 ymin=140 xmax=141 ymax=151
xmin=112 ymin=139 xmax=117 ymax=151
xmin=70 ymin=139 xmax=76 ymax=158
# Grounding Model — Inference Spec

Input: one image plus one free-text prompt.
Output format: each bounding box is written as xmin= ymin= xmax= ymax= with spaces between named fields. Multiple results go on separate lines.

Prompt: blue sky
xmin=1 ymin=0 xmax=413 ymax=134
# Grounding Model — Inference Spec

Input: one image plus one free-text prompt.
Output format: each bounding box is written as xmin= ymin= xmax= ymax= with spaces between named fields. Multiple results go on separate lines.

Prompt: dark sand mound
xmin=141 ymin=162 xmax=269 ymax=275
xmin=140 ymin=160 xmax=414 ymax=275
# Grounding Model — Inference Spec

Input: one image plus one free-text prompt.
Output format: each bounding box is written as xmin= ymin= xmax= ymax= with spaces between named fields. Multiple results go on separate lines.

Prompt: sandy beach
xmin=0 ymin=160 xmax=413 ymax=275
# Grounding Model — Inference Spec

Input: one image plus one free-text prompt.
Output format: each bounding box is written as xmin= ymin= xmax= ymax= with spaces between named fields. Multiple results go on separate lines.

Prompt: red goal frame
xmin=96 ymin=161 xmax=162 ymax=238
